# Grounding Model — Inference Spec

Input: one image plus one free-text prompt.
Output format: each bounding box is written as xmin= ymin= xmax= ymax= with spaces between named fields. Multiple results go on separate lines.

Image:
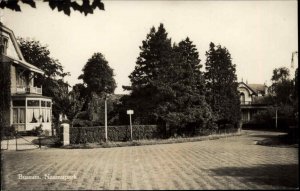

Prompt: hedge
xmin=64 ymin=124 xmax=239 ymax=144
xmin=69 ymin=125 xmax=159 ymax=144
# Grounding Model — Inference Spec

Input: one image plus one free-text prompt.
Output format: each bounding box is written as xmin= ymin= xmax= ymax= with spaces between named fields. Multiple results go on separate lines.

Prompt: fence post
xmin=61 ymin=123 xmax=70 ymax=146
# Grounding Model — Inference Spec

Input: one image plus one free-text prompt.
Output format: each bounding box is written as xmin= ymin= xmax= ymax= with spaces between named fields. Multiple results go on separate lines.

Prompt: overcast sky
xmin=2 ymin=0 xmax=298 ymax=94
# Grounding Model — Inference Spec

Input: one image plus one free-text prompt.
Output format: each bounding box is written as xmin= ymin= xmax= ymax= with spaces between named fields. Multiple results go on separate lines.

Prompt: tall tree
xmin=0 ymin=0 xmax=104 ymax=16
xmin=123 ymin=23 xmax=173 ymax=124
xmin=78 ymin=53 xmax=116 ymax=122
xmin=79 ymin=52 xmax=116 ymax=97
xmin=18 ymin=38 xmax=70 ymax=121
xmin=204 ymin=42 xmax=240 ymax=126
xmin=154 ymin=37 xmax=213 ymax=128
xmin=270 ymin=67 xmax=294 ymax=105
xmin=123 ymin=25 xmax=212 ymax=132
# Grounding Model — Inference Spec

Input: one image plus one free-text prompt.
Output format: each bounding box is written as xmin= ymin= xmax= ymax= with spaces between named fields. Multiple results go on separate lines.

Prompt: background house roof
xmin=238 ymin=82 xmax=257 ymax=95
xmin=247 ymin=84 xmax=267 ymax=94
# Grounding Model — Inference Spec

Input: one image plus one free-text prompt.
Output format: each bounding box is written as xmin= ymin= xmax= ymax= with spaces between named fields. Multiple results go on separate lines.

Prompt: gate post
xmin=61 ymin=123 xmax=70 ymax=146
xmin=238 ymin=120 xmax=243 ymax=133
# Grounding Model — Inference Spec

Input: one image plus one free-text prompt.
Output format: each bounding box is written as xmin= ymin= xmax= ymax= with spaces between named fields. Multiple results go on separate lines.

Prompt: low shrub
xmin=1 ymin=125 xmax=16 ymax=140
xmin=72 ymin=119 xmax=93 ymax=127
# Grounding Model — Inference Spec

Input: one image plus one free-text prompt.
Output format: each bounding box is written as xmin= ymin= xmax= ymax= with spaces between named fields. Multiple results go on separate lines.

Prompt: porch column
xmin=247 ymin=111 xmax=251 ymax=122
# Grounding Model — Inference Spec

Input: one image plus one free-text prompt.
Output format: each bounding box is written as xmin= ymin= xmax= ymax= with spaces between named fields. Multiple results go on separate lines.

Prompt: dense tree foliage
xmin=18 ymin=38 xmax=70 ymax=121
xmin=204 ymin=42 xmax=240 ymax=125
xmin=75 ymin=53 xmax=116 ymax=125
xmin=79 ymin=52 xmax=116 ymax=97
xmin=159 ymin=38 xmax=212 ymax=127
xmin=123 ymin=24 xmax=173 ymax=124
xmin=123 ymin=24 xmax=213 ymax=132
xmin=0 ymin=0 xmax=104 ymax=16
xmin=269 ymin=67 xmax=294 ymax=105
xmin=64 ymin=85 xmax=85 ymax=125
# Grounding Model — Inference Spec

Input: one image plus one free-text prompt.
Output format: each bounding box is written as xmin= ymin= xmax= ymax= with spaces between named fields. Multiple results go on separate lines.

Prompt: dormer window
xmin=0 ymin=36 xmax=8 ymax=55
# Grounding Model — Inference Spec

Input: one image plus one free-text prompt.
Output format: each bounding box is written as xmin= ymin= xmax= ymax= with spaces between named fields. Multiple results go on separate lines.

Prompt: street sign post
xmin=127 ymin=110 xmax=134 ymax=141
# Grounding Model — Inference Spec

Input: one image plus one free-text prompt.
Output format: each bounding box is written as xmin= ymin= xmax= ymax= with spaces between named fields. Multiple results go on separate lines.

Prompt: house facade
xmin=238 ymin=82 xmax=270 ymax=122
xmin=1 ymin=23 xmax=52 ymax=134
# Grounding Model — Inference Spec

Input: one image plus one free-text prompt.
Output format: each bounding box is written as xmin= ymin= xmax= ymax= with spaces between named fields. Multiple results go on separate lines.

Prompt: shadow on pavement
xmin=248 ymin=134 xmax=285 ymax=139
xmin=210 ymin=164 xmax=299 ymax=188
xmin=255 ymin=135 xmax=298 ymax=148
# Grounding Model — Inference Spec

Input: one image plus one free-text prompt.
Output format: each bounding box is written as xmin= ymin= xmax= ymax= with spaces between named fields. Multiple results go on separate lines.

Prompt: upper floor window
xmin=16 ymin=69 xmax=28 ymax=87
xmin=240 ymin=93 xmax=245 ymax=104
xmin=0 ymin=36 xmax=8 ymax=55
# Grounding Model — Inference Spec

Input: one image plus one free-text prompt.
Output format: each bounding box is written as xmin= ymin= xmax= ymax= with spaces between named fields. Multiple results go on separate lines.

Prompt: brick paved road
xmin=1 ymin=130 xmax=298 ymax=190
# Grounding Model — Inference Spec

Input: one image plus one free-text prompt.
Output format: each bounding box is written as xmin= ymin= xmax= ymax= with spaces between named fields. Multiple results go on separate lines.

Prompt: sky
xmin=2 ymin=0 xmax=298 ymax=94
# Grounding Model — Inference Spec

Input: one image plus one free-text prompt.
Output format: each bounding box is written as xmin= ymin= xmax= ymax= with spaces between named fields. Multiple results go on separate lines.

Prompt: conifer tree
xmin=123 ymin=23 xmax=173 ymax=124
xmin=159 ymin=38 xmax=212 ymax=128
xmin=123 ymin=25 xmax=213 ymax=131
xmin=204 ymin=42 xmax=240 ymax=126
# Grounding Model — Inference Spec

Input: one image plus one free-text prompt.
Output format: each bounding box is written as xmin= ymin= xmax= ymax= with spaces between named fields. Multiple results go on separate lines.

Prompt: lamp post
xmin=104 ymin=94 xmax=110 ymax=142
xmin=275 ymin=108 xmax=278 ymax=129
xmin=275 ymin=104 xmax=278 ymax=129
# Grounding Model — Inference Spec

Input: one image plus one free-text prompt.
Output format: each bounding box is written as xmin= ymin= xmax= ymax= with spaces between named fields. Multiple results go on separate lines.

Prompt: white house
xmin=238 ymin=82 xmax=270 ymax=122
xmin=1 ymin=23 xmax=52 ymax=135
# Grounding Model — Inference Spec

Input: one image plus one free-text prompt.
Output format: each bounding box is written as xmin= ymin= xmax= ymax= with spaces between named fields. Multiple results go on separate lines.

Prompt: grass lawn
xmin=30 ymin=131 xmax=244 ymax=149
xmin=61 ymin=131 xmax=244 ymax=149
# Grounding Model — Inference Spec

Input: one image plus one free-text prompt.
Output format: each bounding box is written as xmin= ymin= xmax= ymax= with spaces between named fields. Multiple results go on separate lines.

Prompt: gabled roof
xmin=238 ymin=82 xmax=268 ymax=96
xmin=247 ymin=84 xmax=267 ymax=94
xmin=0 ymin=23 xmax=44 ymax=74
xmin=238 ymin=82 xmax=257 ymax=95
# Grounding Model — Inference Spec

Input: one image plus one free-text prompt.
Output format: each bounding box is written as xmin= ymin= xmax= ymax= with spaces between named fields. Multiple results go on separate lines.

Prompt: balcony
xmin=16 ymin=86 xmax=42 ymax=95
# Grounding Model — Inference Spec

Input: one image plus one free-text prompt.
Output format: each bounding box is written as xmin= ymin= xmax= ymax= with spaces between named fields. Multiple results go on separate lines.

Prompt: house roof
xmin=1 ymin=54 xmax=44 ymax=74
xmin=11 ymin=94 xmax=52 ymax=99
xmin=0 ymin=23 xmax=44 ymax=74
xmin=238 ymin=82 xmax=257 ymax=95
xmin=247 ymin=84 xmax=267 ymax=94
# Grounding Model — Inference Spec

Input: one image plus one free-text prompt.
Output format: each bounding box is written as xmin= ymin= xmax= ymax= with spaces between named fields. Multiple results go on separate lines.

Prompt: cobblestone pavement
xmin=1 ymin=130 xmax=298 ymax=190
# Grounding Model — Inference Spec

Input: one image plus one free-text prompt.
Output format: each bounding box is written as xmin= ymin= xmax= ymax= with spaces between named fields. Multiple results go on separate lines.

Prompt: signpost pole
xmin=130 ymin=114 xmax=132 ymax=141
xmin=105 ymin=96 xmax=108 ymax=142
xmin=127 ymin=110 xmax=134 ymax=141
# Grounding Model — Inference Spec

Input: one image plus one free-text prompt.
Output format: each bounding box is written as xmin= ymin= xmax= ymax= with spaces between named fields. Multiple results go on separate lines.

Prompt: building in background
xmin=0 ymin=23 xmax=52 ymax=135
xmin=238 ymin=81 xmax=270 ymax=122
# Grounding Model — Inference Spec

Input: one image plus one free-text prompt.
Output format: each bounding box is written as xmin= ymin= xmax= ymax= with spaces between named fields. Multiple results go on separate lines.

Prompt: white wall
xmin=238 ymin=86 xmax=252 ymax=102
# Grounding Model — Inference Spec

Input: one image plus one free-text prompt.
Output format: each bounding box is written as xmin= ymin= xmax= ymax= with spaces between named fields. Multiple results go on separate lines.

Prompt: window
xmin=12 ymin=108 xmax=25 ymax=124
xmin=41 ymin=101 xmax=46 ymax=107
xmin=16 ymin=71 xmax=27 ymax=86
xmin=27 ymin=108 xmax=40 ymax=123
xmin=0 ymin=36 xmax=8 ymax=55
xmin=13 ymin=100 xmax=25 ymax=106
xmin=240 ymin=93 xmax=245 ymax=104
xmin=27 ymin=100 xmax=40 ymax=107
xmin=47 ymin=101 xmax=51 ymax=107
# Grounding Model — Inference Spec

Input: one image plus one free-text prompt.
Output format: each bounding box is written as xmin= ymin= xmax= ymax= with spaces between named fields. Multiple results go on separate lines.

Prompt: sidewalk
xmin=1 ymin=136 xmax=44 ymax=151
